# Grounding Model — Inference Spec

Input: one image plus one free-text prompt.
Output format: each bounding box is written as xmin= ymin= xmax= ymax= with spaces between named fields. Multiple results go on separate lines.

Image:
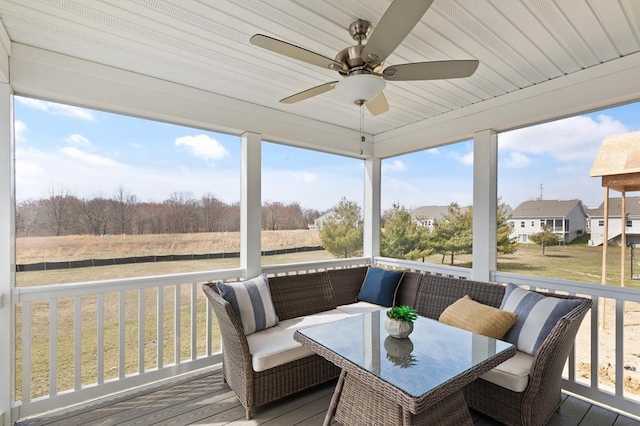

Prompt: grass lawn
xmin=421 ymin=242 xmax=640 ymax=290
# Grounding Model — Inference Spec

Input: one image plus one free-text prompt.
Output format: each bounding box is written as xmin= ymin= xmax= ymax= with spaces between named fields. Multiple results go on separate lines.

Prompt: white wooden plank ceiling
xmin=0 ymin=0 xmax=639 ymax=136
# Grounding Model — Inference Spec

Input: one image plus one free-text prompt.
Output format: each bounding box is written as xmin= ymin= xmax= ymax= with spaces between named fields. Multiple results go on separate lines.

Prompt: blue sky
xmin=14 ymin=96 xmax=639 ymax=212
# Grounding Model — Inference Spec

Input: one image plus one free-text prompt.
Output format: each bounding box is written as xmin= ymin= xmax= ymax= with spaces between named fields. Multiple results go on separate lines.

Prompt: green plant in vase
xmin=385 ymin=305 xmax=418 ymax=338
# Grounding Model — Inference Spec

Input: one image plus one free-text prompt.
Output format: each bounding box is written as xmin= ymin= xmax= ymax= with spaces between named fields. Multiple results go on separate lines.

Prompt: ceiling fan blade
xmin=361 ymin=0 xmax=434 ymax=65
xmin=366 ymin=92 xmax=389 ymax=116
xmin=383 ymin=60 xmax=480 ymax=81
xmin=280 ymin=81 xmax=339 ymax=104
xmin=250 ymin=34 xmax=344 ymax=71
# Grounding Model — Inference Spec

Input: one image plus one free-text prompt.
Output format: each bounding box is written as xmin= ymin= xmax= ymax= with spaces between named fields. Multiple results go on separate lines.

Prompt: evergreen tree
xmin=428 ymin=203 xmax=473 ymax=265
xmin=496 ymin=200 xmax=518 ymax=255
xmin=381 ymin=203 xmax=432 ymax=260
xmin=319 ymin=197 xmax=363 ymax=258
xmin=529 ymin=224 xmax=559 ymax=255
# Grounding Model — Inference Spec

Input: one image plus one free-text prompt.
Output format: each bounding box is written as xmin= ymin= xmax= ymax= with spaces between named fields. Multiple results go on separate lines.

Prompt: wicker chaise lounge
xmin=202 ymin=266 xmax=591 ymax=425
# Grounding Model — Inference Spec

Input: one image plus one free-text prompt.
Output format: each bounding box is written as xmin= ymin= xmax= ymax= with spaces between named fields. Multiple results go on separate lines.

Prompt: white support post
xmin=363 ymin=157 xmax=381 ymax=260
xmin=0 ymin=82 xmax=15 ymax=425
xmin=241 ymin=132 xmax=262 ymax=279
xmin=472 ymin=130 xmax=497 ymax=282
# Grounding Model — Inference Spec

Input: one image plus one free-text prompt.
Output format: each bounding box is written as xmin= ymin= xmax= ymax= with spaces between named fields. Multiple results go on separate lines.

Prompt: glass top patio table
xmin=295 ymin=310 xmax=515 ymax=399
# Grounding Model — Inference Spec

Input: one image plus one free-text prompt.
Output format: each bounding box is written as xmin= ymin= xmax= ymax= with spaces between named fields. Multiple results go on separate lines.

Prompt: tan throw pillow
xmin=439 ymin=295 xmax=516 ymax=339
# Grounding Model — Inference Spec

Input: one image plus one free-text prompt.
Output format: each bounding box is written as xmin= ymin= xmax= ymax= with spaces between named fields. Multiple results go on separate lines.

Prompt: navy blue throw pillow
xmin=357 ymin=267 xmax=404 ymax=307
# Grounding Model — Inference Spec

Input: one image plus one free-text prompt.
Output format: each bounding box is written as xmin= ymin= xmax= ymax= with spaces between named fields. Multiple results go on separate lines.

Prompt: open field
xmin=17 ymin=230 xmax=321 ymax=264
xmin=13 ymin=231 xmax=640 ymax=400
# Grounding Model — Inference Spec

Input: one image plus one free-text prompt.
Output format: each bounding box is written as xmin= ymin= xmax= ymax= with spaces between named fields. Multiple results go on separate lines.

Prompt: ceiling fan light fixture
xmin=335 ymin=74 xmax=386 ymax=105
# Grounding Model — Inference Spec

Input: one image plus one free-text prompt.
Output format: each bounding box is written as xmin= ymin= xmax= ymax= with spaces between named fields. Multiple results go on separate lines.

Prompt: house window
xmin=627 ymin=220 xmax=633 ymax=227
xmin=518 ymin=234 xmax=528 ymax=243
xmin=520 ymin=221 xmax=525 ymax=228
xmin=531 ymin=221 xmax=535 ymax=227
xmin=598 ymin=220 xmax=604 ymax=227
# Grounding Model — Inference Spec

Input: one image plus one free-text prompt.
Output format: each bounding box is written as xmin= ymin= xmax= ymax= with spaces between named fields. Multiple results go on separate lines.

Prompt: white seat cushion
xmin=246 ymin=309 xmax=357 ymax=372
xmin=480 ymin=350 xmax=534 ymax=392
xmin=336 ymin=301 xmax=385 ymax=315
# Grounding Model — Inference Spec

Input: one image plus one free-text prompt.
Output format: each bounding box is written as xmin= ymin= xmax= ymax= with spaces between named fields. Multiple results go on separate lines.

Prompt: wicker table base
xmin=327 ymin=370 xmax=473 ymax=426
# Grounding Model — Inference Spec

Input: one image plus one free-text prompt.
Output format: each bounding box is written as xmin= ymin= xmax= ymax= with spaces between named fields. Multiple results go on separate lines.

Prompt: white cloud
xmin=16 ymin=97 xmax=95 ymax=121
xmin=65 ymin=134 xmax=91 ymax=145
xmin=15 ymin=145 xmax=240 ymax=204
xmin=175 ymin=134 xmax=229 ymax=161
xmin=455 ymin=151 xmax=474 ymax=166
xmin=15 ymin=120 xmax=27 ymax=143
xmin=383 ymin=160 xmax=405 ymax=173
xmin=499 ymin=114 xmax=628 ymax=162
xmin=504 ymin=151 xmax=531 ymax=168
xmin=426 ymin=148 xmax=439 ymax=154
xmin=59 ymin=146 xmax=125 ymax=168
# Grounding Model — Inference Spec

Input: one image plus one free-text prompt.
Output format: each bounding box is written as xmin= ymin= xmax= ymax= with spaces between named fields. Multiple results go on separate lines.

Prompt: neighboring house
xmin=588 ymin=197 xmax=640 ymax=246
xmin=510 ymin=200 xmax=587 ymax=244
xmin=411 ymin=206 xmax=452 ymax=231
xmin=310 ymin=211 xmax=335 ymax=230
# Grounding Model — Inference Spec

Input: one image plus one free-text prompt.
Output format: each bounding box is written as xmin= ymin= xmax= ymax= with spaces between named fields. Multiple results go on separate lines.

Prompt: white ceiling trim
xmin=374 ymin=51 xmax=640 ymax=158
xmin=9 ymin=43 xmax=374 ymax=158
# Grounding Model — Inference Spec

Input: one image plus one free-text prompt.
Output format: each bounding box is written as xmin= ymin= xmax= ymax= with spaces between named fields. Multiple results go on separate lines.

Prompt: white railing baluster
xmin=616 ymin=299 xmax=624 ymax=397
xmin=175 ymin=284 xmax=181 ymax=365
xmin=206 ymin=298 xmax=212 ymax=356
xmin=49 ymin=299 xmax=57 ymax=397
xmin=191 ymin=282 xmax=197 ymax=361
xmin=74 ymin=296 xmax=82 ymax=391
xmin=157 ymin=286 xmax=163 ymax=369
xmin=22 ymin=301 xmax=31 ymax=403
xmin=138 ymin=288 xmax=145 ymax=374
xmin=118 ymin=291 xmax=125 ymax=380
xmin=97 ymin=293 xmax=104 ymax=385
xmin=591 ymin=296 xmax=599 ymax=389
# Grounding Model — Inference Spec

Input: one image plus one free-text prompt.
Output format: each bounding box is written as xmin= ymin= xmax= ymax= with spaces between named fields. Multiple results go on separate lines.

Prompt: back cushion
xmin=328 ymin=266 xmax=369 ymax=306
xmin=268 ymin=272 xmax=335 ymax=320
xmin=415 ymin=275 xmax=506 ymax=319
xmin=394 ymin=272 xmax=423 ymax=307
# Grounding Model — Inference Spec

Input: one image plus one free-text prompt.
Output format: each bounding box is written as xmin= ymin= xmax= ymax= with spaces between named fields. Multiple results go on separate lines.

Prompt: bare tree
xmin=43 ymin=186 xmax=72 ymax=236
xmin=165 ymin=191 xmax=198 ymax=233
xmin=200 ymin=193 xmax=227 ymax=232
xmin=262 ymin=201 xmax=283 ymax=230
xmin=74 ymin=195 xmax=110 ymax=235
xmin=112 ymin=185 xmax=138 ymax=235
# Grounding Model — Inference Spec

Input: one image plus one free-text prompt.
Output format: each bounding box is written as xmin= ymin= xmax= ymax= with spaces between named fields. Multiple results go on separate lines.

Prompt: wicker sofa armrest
xmin=201 ymin=283 xmax=254 ymax=405
xmin=521 ymin=293 xmax=592 ymax=423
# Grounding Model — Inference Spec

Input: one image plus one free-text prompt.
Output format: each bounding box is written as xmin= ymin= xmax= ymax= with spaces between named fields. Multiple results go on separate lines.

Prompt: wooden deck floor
xmin=16 ymin=368 xmax=640 ymax=426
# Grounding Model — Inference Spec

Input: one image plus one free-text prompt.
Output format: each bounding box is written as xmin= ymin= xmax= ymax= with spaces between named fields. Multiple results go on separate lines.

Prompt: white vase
xmin=385 ymin=318 xmax=414 ymax=339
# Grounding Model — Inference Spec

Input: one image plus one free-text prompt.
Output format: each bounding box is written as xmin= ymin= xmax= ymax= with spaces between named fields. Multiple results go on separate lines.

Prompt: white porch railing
xmin=15 ymin=256 xmax=640 ymax=420
xmin=12 ymin=258 xmax=371 ymax=421
xmin=374 ymin=257 xmax=640 ymax=419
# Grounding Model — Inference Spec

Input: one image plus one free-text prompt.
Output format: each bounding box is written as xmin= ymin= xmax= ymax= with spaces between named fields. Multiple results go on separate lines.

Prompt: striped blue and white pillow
xmin=500 ymin=283 xmax=581 ymax=356
xmin=217 ymin=274 xmax=279 ymax=335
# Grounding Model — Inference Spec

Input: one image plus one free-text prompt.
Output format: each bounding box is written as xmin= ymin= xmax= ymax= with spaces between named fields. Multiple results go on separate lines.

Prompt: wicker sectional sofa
xmin=202 ymin=266 xmax=591 ymax=426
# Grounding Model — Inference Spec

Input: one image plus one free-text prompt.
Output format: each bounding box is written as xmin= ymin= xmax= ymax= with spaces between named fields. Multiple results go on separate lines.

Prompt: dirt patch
xmin=574 ymin=299 xmax=640 ymax=397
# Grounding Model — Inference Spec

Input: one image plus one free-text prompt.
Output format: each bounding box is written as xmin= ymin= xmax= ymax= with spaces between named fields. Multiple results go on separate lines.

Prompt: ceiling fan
xmin=250 ymin=0 xmax=479 ymax=116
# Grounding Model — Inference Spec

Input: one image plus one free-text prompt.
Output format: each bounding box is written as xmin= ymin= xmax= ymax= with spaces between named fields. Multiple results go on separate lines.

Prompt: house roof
xmin=411 ymin=206 xmax=451 ymax=221
xmin=588 ymin=197 xmax=640 ymax=218
xmin=511 ymin=200 xmax=584 ymax=219
xmin=2 ymin=1 xmax=640 ymax=159
xmin=590 ymin=131 xmax=640 ymax=192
